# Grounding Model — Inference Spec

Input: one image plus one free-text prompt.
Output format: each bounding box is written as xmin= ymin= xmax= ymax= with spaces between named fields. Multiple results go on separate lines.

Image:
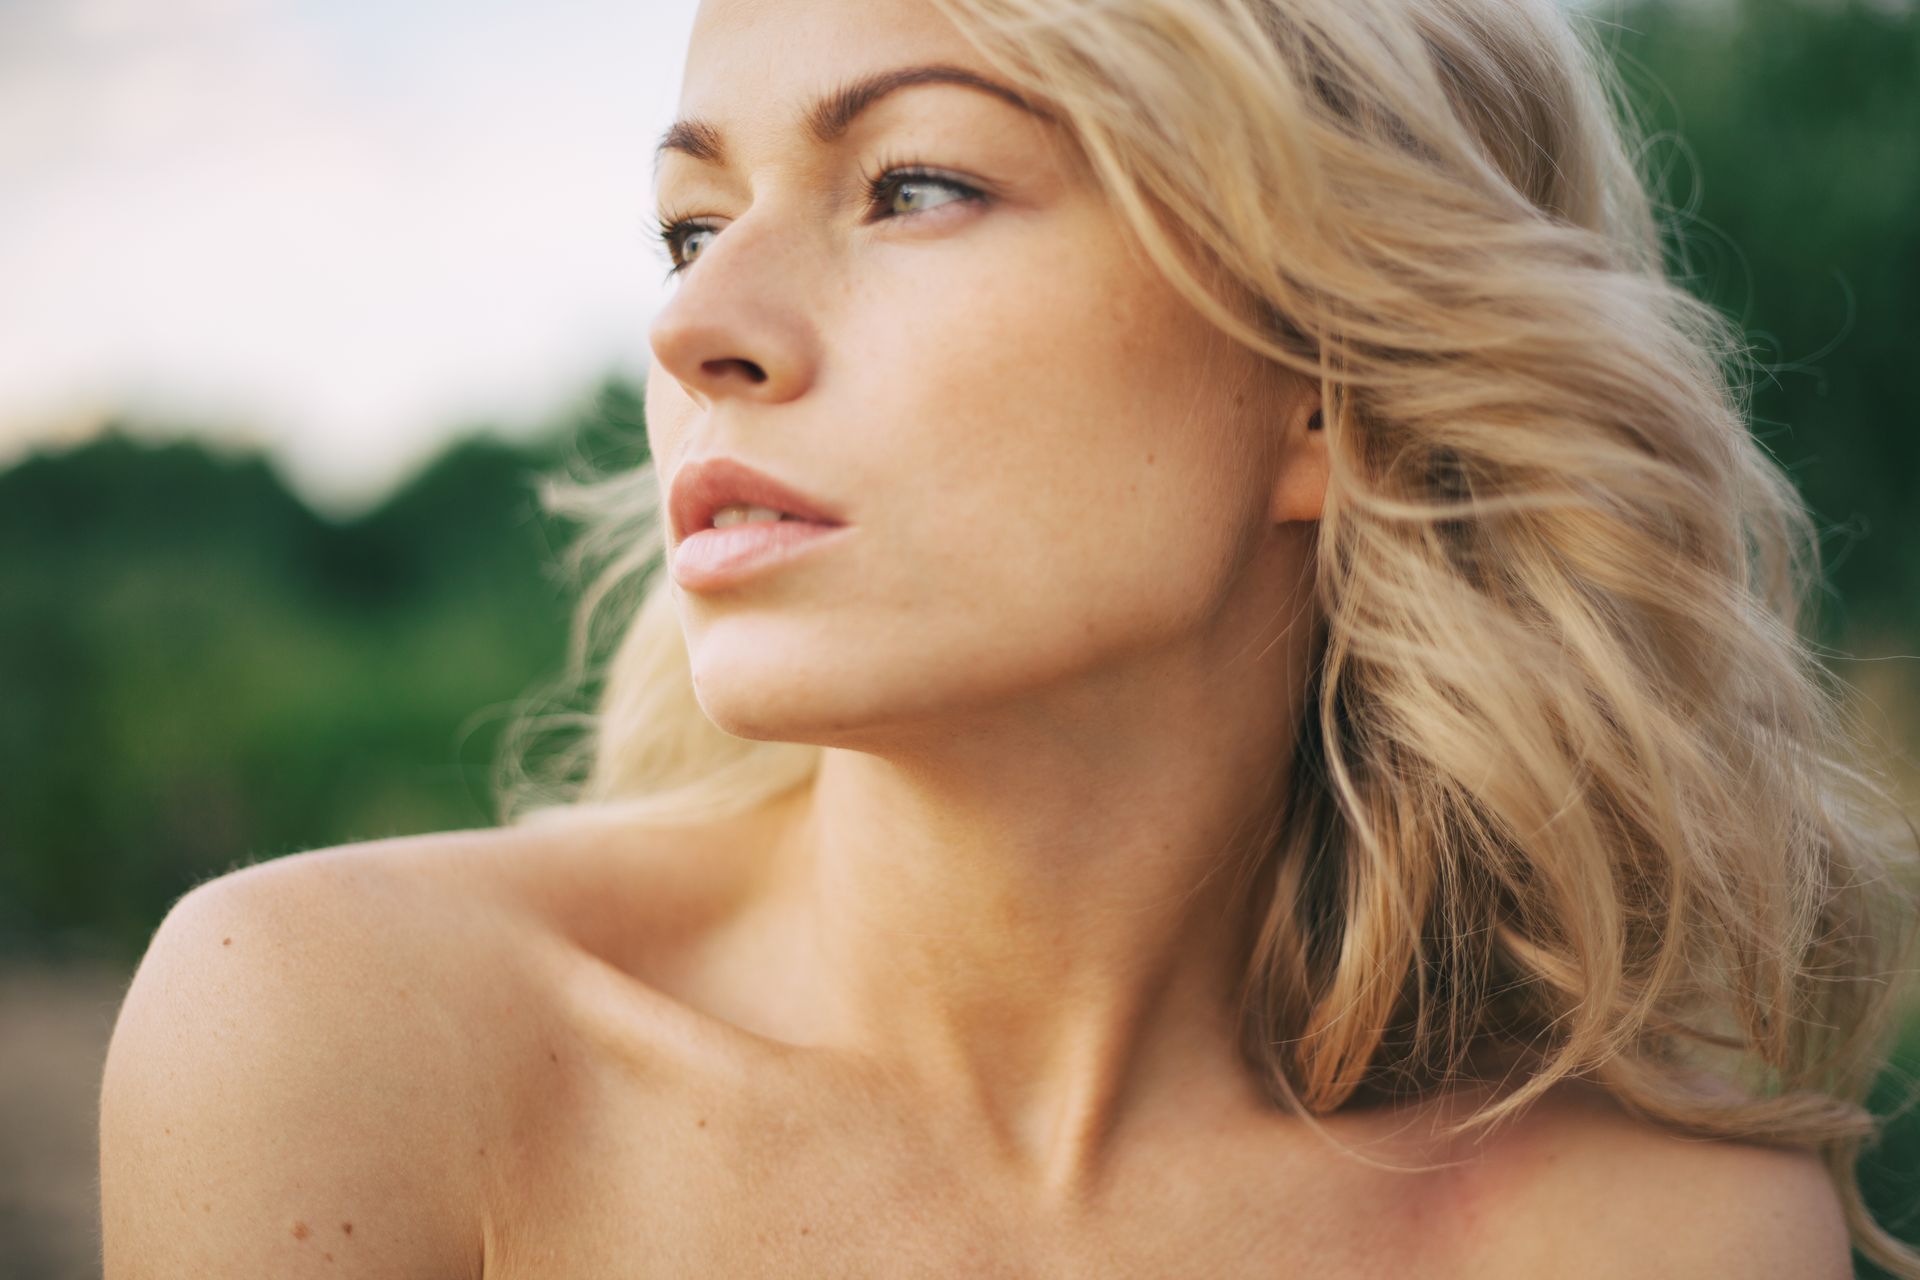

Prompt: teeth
xmin=711 ymin=503 xmax=792 ymax=528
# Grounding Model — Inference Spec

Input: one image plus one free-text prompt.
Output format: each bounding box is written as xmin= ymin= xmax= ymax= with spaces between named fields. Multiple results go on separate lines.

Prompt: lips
xmin=668 ymin=455 xmax=846 ymax=543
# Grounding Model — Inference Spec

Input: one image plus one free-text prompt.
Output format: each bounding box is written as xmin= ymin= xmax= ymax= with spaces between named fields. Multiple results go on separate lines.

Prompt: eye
xmin=864 ymin=166 xmax=983 ymax=220
xmin=652 ymin=213 xmax=716 ymax=279
xmin=652 ymin=163 xmax=988 ymax=279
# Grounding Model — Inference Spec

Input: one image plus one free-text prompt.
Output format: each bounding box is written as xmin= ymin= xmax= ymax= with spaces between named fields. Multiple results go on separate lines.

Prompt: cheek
xmin=846 ymin=213 xmax=1260 ymax=642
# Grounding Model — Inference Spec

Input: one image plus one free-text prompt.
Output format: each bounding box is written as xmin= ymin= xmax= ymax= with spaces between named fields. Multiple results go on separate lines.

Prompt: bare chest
xmin=473 ymin=1059 xmax=1480 ymax=1279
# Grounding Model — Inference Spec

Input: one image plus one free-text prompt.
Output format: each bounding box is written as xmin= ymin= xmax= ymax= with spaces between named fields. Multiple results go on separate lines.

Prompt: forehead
xmin=661 ymin=0 xmax=1079 ymax=187
xmin=678 ymin=0 xmax=987 ymax=115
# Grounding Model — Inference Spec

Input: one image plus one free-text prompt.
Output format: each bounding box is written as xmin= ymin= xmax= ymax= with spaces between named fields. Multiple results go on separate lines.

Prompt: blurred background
xmin=0 ymin=0 xmax=1915 ymax=1274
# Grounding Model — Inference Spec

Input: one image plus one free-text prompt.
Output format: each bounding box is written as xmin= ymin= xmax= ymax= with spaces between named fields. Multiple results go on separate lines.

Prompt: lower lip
xmin=669 ymin=519 xmax=853 ymax=592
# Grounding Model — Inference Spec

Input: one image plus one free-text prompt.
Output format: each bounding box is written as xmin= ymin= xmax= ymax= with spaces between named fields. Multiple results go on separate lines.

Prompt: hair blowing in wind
xmin=504 ymin=0 xmax=1920 ymax=1269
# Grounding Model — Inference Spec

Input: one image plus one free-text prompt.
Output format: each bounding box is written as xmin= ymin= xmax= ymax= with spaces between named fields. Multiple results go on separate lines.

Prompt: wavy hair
xmin=500 ymin=0 xmax=1920 ymax=1268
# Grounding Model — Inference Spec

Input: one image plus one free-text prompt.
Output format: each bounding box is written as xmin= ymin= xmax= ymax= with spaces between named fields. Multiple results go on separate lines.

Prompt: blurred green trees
xmin=1599 ymin=0 xmax=1920 ymax=645
xmin=0 ymin=378 xmax=648 ymax=955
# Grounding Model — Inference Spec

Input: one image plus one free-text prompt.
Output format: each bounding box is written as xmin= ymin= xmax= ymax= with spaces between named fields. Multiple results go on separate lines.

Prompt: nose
xmin=646 ymin=207 xmax=819 ymax=408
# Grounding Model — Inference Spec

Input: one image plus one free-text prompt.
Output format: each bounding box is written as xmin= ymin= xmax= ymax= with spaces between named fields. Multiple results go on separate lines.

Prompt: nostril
xmin=701 ymin=357 xmax=767 ymax=384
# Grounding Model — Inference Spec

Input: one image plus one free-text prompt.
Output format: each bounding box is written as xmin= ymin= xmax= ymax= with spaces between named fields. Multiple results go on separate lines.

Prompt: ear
xmin=1268 ymin=393 xmax=1328 ymax=525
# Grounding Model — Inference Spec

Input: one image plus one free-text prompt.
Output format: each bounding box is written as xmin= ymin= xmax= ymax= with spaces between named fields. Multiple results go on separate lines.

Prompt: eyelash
xmin=651 ymin=158 xmax=988 ymax=279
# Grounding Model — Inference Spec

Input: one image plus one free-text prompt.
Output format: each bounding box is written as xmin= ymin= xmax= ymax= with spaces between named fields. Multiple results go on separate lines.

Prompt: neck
xmin=759 ymin=629 xmax=1309 ymax=1196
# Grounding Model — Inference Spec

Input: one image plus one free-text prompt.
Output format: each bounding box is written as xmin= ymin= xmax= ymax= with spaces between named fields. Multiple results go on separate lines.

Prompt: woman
xmin=100 ymin=0 xmax=1920 ymax=1274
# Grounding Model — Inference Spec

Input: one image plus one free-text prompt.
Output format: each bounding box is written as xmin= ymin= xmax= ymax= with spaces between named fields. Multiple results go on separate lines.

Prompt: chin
xmin=686 ymin=635 xmax=888 ymax=746
xmin=683 ymin=634 xmax=1005 ymax=751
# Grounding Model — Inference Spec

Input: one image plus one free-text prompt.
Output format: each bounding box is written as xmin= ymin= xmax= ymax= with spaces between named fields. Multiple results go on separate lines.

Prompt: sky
xmin=0 ymin=0 xmax=700 ymax=516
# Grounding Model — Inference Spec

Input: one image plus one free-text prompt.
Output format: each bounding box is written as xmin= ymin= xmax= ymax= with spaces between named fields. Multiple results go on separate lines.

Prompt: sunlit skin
xmin=643 ymin=0 xmax=1329 ymax=1190
xmin=97 ymin=0 xmax=1858 ymax=1274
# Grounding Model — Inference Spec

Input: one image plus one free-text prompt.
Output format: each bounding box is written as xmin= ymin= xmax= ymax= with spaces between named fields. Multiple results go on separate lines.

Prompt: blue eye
xmin=652 ymin=217 xmax=714 ymax=276
xmin=865 ymin=167 xmax=980 ymax=218
xmin=652 ymin=164 xmax=988 ymax=279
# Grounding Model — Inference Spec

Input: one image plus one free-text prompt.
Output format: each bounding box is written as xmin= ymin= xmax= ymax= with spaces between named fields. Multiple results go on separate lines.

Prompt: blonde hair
xmin=501 ymin=0 xmax=1920 ymax=1268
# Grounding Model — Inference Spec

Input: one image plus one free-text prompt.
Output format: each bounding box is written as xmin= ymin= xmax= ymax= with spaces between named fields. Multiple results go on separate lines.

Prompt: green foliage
xmin=0 ymin=379 xmax=649 ymax=957
xmin=1600 ymin=0 xmax=1920 ymax=642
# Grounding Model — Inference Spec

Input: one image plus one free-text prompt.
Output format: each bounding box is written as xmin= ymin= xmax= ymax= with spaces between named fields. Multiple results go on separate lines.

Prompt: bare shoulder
xmin=97 ymin=828 xmax=561 ymax=1278
xmin=1465 ymin=1078 xmax=1853 ymax=1280
xmin=99 ymin=805 xmax=781 ymax=1278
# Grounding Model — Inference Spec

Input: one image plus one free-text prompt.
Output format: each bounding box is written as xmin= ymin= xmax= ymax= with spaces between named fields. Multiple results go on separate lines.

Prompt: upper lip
xmin=668 ymin=454 xmax=847 ymax=541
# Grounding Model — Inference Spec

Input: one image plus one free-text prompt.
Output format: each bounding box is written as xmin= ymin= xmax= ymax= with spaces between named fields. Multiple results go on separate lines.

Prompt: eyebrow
xmin=653 ymin=62 xmax=1052 ymax=177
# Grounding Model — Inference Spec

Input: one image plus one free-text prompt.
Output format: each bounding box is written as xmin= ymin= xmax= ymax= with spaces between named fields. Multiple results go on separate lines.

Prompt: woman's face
xmin=646 ymin=0 xmax=1323 ymax=745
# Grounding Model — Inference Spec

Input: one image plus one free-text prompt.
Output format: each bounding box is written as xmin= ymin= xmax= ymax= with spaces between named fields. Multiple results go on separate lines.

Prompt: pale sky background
xmin=0 ymin=0 xmax=700 ymax=517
